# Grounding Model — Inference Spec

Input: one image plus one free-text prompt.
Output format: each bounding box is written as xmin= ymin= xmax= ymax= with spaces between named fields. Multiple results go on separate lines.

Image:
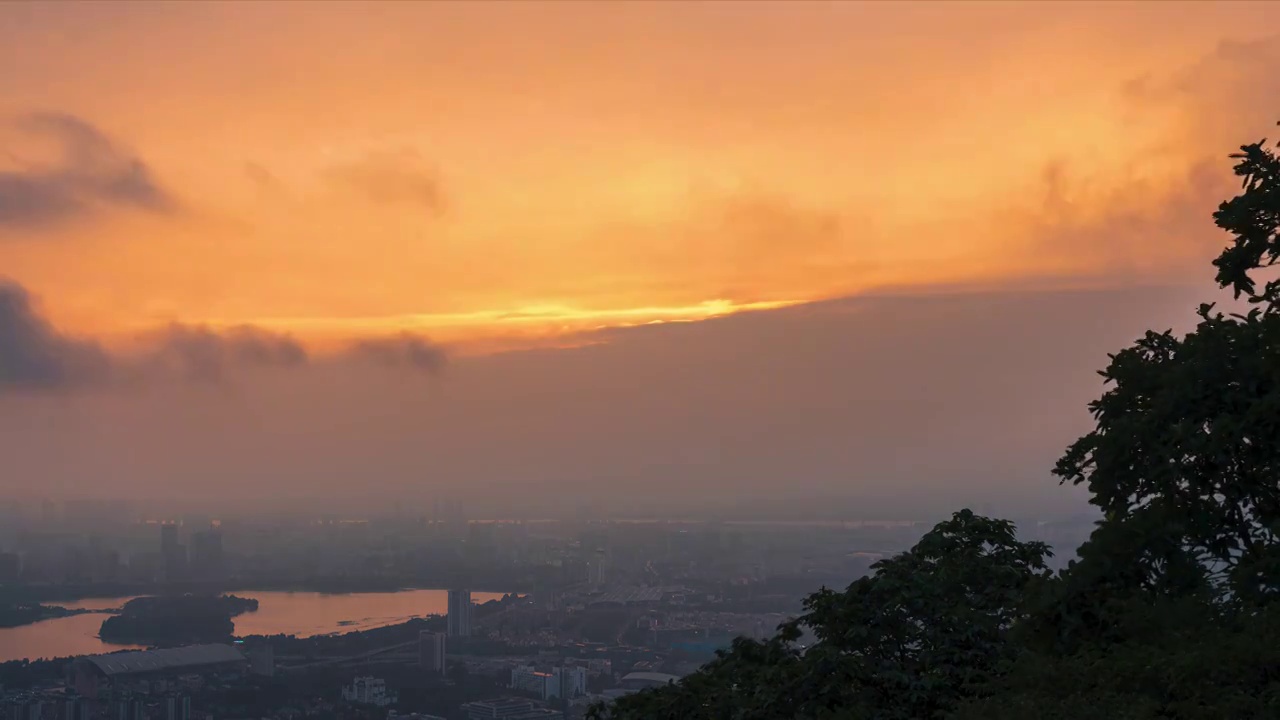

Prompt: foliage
xmin=952 ymin=600 xmax=1280 ymax=720
xmin=0 ymin=656 xmax=73 ymax=689
xmin=595 ymin=124 xmax=1280 ymax=720
xmin=99 ymin=593 xmax=258 ymax=645
xmin=594 ymin=511 xmax=1050 ymax=720
xmin=0 ymin=602 xmax=85 ymax=628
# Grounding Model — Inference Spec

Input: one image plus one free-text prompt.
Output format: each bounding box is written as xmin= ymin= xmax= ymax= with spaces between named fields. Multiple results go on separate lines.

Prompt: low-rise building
xmin=340 ymin=677 xmax=397 ymax=708
xmin=619 ymin=671 xmax=681 ymax=691
xmin=461 ymin=697 xmax=563 ymax=720
xmin=72 ymin=645 xmax=247 ymax=700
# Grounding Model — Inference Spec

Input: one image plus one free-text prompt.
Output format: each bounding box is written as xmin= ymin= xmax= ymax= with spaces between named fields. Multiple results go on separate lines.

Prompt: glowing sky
xmin=1 ymin=0 xmax=1274 ymax=348
xmin=1 ymin=2 xmax=1279 ymax=516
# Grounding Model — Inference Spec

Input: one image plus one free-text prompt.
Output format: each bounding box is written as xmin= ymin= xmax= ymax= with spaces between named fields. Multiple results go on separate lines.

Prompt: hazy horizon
xmin=4 ymin=2 xmax=1278 ymax=522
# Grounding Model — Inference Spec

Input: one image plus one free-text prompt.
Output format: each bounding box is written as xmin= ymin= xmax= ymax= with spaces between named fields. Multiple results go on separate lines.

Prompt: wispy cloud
xmin=323 ymin=147 xmax=444 ymax=215
xmin=135 ymin=324 xmax=310 ymax=384
xmin=347 ymin=333 xmax=447 ymax=375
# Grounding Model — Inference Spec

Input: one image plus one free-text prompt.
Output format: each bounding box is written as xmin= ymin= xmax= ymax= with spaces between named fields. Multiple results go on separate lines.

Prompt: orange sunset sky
xmin=1 ymin=1 xmax=1279 ymax=516
xmin=1 ymin=0 xmax=1275 ymax=348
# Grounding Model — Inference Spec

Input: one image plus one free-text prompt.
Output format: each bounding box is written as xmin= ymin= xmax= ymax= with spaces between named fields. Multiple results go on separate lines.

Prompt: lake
xmin=0 ymin=589 xmax=506 ymax=663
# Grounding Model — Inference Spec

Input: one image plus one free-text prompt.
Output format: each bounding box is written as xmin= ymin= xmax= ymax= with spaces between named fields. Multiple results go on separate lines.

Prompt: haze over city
xmin=3 ymin=1 xmax=1278 ymax=520
xmin=8 ymin=3 xmax=1280 ymax=720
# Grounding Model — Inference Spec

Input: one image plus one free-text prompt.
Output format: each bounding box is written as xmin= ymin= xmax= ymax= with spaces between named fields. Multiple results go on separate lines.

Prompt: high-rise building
xmin=164 ymin=696 xmax=190 ymax=720
xmin=510 ymin=666 xmax=553 ymax=698
xmin=555 ymin=666 xmax=587 ymax=699
xmin=114 ymin=699 xmax=144 ymax=720
xmin=160 ymin=523 xmax=185 ymax=582
xmin=447 ymin=589 xmax=473 ymax=637
xmin=247 ymin=644 xmax=275 ymax=677
xmin=189 ymin=527 xmax=224 ymax=580
xmin=418 ymin=631 xmax=446 ymax=675
xmin=160 ymin=523 xmax=177 ymax=550
xmin=0 ymin=552 xmax=20 ymax=583
xmin=61 ymin=698 xmax=91 ymax=720
xmin=588 ymin=548 xmax=609 ymax=588
xmin=510 ymin=666 xmax=587 ymax=701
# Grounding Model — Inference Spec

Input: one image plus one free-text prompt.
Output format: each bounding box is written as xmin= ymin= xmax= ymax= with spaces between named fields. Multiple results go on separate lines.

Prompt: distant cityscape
xmin=0 ymin=498 xmax=1096 ymax=720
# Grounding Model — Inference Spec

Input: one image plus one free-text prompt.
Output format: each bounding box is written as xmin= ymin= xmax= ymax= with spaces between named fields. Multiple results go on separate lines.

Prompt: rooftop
xmin=621 ymin=671 xmax=681 ymax=685
xmin=587 ymin=587 xmax=665 ymax=605
xmin=462 ymin=697 xmax=537 ymax=711
xmin=79 ymin=644 xmax=246 ymax=677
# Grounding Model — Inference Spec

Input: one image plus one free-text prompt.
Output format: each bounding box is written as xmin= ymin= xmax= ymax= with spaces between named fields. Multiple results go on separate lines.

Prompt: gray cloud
xmin=0 ymin=112 xmax=175 ymax=230
xmin=348 ymin=334 xmax=447 ymax=375
xmin=0 ymin=280 xmax=113 ymax=391
xmin=138 ymin=324 xmax=309 ymax=384
xmin=0 ymin=280 xmax=450 ymax=394
xmin=0 ymin=281 xmax=308 ymax=392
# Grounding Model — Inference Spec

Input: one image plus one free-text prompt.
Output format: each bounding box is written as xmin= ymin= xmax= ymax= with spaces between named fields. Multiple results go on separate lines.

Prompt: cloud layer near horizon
xmin=0 ymin=279 xmax=446 ymax=391
xmin=0 ymin=276 xmax=1233 ymax=521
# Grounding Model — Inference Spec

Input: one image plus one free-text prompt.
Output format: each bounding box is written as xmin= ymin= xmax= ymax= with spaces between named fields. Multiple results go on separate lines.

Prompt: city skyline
xmin=8 ymin=3 xmax=1277 ymax=717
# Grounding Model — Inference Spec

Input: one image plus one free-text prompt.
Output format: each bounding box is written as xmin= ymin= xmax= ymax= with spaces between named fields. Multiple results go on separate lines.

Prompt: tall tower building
xmin=418 ymin=630 xmax=446 ymax=675
xmin=588 ymin=547 xmax=609 ymax=589
xmin=447 ymin=589 xmax=472 ymax=637
xmin=160 ymin=523 xmax=185 ymax=582
xmin=189 ymin=526 xmax=224 ymax=580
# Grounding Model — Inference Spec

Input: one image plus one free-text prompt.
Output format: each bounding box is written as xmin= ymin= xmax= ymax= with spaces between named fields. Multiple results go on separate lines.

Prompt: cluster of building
xmin=6 ymin=512 xmax=1039 ymax=720
xmin=413 ymin=588 xmax=473 ymax=677
xmin=458 ymin=698 xmax=563 ymax=720
xmin=2 ymin=646 xmax=245 ymax=720
xmin=340 ymin=678 xmax=397 ymax=709
xmin=158 ymin=524 xmax=224 ymax=583
xmin=1 ymin=694 xmax=94 ymax=720
xmin=0 ymin=516 xmax=227 ymax=586
xmin=1 ymin=694 xmax=193 ymax=720
xmin=69 ymin=645 xmax=250 ymax=701
xmin=508 ymin=666 xmax=586 ymax=703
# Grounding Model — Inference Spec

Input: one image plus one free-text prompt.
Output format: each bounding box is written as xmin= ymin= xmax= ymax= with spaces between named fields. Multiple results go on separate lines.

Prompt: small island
xmin=99 ymin=594 xmax=259 ymax=646
xmin=0 ymin=603 xmax=97 ymax=628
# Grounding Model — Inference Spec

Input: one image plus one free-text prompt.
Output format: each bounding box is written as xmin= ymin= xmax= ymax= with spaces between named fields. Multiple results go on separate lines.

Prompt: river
xmin=0 ymin=589 xmax=505 ymax=663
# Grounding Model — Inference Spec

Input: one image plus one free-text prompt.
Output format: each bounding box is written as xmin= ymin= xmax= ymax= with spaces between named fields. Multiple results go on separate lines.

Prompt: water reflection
xmin=0 ymin=589 xmax=505 ymax=663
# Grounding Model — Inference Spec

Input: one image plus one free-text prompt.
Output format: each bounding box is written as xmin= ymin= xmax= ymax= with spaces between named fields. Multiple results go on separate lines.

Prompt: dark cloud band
xmin=0 ymin=279 xmax=447 ymax=393
xmin=0 ymin=112 xmax=175 ymax=231
xmin=0 ymin=281 xmax=113 ymax=390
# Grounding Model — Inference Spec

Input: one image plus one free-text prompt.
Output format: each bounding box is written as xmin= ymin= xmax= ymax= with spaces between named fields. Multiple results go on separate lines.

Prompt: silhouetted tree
xmin=595 ymin=123 xmax=1280 ymax=720
xmin=592 ymin=511 xmax=1049 ymax=720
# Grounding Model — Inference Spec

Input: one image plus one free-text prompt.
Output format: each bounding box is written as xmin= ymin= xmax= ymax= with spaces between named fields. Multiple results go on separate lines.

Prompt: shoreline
xmin=0 ymin=589 xmax=522 ymax=662
xmin=8 ymin=582 xmax=523 ymax=604
xmin=0 ymin=605 xmax=116 ymax=630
